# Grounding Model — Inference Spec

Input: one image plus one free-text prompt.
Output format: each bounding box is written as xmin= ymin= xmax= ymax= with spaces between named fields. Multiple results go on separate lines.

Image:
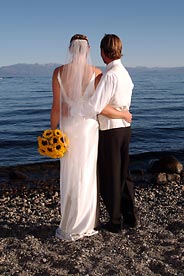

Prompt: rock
xmin=148 ymin=155 xmax=183 ymax=174
xmin=156 ymin=173 xmax=167 ymax=184
xmin=9 ymin=170 xmax=28 ymax=180
xmin=167 ymin=173 xmax=181 ymax=183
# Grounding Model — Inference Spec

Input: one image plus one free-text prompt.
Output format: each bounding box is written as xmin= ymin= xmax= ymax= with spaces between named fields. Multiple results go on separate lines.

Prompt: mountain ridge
xmin=0 ymin=63 xmax=184 ymax=77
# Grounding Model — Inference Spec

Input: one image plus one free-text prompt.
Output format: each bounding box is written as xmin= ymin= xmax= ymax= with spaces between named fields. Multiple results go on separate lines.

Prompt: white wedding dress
xmin=55 ymin=72 xmax=98 ymax=241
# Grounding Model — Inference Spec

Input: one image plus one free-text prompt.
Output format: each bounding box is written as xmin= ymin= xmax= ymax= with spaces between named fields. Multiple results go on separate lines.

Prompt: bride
xmin=50 ymin=34 xmax=132 ymax=241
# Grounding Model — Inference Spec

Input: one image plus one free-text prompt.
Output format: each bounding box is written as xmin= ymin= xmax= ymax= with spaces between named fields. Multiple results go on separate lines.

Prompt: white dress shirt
xmin=71 ymin=59 xmax=134 ymax=130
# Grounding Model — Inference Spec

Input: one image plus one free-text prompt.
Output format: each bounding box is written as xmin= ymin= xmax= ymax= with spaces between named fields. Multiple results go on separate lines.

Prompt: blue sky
xmin=0 ymin=0 xmax=184 ymax=68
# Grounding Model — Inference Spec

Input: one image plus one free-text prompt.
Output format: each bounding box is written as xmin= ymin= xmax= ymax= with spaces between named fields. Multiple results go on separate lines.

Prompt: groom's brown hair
xmin=100 ymin=34 xmax=122 ymax=60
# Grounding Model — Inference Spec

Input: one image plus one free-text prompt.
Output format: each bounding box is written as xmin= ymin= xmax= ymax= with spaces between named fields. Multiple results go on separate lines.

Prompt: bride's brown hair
xmin=70 ymin=34 xmax=89 ymax=46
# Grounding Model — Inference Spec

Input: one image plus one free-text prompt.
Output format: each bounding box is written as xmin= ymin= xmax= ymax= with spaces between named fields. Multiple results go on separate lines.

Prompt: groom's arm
xmin=71 ymin=73 xmax=132 ymax=122
xmin=101 ymin=105 xmax=132 ymax=123
xmin=71 ymin=74 xmax=116 ymax=117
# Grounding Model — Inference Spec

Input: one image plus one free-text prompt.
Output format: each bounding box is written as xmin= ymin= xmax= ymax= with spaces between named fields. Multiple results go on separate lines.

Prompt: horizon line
xmin=0 ymin=62 xmax=184 ymax=69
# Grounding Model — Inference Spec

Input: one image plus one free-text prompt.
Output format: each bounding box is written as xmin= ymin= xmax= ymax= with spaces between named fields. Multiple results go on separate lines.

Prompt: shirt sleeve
xmin=70 ymin=73 xmax=117 ymax=117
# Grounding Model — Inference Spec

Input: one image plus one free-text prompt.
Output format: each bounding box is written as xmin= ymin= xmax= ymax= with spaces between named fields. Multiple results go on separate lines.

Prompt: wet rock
xmin=9 ymin=170 xmax=28 ymax=180
xmin=149 ymin=155 xmax=183 ymax=174
xmin=156 ymin=173 xmax=167 ymax=184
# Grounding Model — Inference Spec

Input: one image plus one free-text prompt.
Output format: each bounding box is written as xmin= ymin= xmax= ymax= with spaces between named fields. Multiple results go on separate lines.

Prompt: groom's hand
xmin=123 ymin=110 xmax=132 ymax=123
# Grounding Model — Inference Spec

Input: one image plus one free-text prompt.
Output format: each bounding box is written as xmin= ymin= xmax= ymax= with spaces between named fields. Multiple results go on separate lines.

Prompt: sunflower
xmin=49 ymin=136 xmax=58 ymax=145
xmin=37 ymin=129 xmax=69 ymax=159
xmin=38 ymin=137 xmax=48 ymax=147
xmin=53 ymin=129 xmax=63 ymax=137
xmin=43 ymin=129 xmax=53 ymax=139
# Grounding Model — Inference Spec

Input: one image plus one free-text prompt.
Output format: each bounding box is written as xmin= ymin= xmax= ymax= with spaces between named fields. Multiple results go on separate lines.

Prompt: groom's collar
xmin=106 ymin=59 xmax=121 ymax=71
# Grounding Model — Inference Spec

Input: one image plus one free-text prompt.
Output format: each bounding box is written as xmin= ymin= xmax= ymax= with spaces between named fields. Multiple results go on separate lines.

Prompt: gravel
xmin=0 ymin=158 xmax=183 ymax=276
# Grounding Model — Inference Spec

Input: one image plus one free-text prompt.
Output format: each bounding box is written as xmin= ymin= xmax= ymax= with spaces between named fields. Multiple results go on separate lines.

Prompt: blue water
xmin=0 ymin=68 xmax=184 ymax=167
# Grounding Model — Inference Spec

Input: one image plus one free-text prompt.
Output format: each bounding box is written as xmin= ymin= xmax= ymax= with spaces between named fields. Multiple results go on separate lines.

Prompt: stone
xmin=148 ymin=155 xmax=183 ymax=174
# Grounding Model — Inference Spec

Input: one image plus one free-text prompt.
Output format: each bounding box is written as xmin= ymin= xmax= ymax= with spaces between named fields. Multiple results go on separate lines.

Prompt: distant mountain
xmin=0 ymin=63 xmax=60 ymax=77
xmin=128 ymin=66 xmax=184 ymax=73
xmin=0 ymin=63 xmax=183 ymax=77
xmin=0 ymin=63 xmax=106 ymax=77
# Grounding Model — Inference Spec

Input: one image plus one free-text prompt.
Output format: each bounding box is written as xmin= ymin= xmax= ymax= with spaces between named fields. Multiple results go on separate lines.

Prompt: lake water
xmin=0 ymin=67 xmax=184 ymax=167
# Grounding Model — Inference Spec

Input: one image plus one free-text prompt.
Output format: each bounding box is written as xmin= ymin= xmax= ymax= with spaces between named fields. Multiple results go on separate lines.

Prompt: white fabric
xmin=56 ymin=72 xmax=98 ymax=241
xmin=71 ymin=59 xmax=134 ymax=130
xmin=61 ymin=39 xmax=93 ymax=103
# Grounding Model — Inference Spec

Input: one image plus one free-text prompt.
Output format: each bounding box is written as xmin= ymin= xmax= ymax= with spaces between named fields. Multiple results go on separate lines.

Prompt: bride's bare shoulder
xmin=92 ymin=66 xmax=102 ymax=77
xmin=93 ymin=66 xmax=103 ymax=88
xmin=52 ymin=65 xmax=65 ymax=80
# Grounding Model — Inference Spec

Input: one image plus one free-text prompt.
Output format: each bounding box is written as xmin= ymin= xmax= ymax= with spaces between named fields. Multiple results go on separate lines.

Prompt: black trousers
xmin=97 ymin=127 xmax=135 ymax=225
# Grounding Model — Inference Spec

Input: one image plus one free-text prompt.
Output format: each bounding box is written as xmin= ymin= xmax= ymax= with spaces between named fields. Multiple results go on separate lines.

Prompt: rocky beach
xmin=0 ymin=153 xmax=183 ymax=276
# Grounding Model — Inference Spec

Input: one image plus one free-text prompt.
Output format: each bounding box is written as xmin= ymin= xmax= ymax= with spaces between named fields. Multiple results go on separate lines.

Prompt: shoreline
xmin=1 ymin=148 xmax=184 ymax=167
xmin=0 ymin=152 xmax=183 ymax=275
xmin=0 ymin=149 xmax=183 ymax=188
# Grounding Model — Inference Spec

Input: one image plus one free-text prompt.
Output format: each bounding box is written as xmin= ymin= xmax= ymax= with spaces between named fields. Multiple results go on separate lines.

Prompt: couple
xmin=50 ymin=33 xmax=137 ymax=241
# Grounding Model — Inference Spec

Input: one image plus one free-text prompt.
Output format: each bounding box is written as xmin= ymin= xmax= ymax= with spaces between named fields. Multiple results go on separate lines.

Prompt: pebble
xmin=0 ymin=159 xmax=183 ymax=276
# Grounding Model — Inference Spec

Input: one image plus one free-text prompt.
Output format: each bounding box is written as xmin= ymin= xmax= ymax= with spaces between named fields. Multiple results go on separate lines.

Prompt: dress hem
xmin=55 ymin=227 xmax=98 ymax=241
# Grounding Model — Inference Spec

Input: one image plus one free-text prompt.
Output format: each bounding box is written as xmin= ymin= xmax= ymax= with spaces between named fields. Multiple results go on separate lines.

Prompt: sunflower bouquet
xmin=38 ymin=129 xmax=69 ymax=158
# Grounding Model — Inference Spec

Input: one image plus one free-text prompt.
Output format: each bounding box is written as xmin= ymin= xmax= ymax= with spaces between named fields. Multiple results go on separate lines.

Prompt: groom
xmin=72 ymin=34 xmax=137 ymax=233
xmin=96 ymin=34 xmax=137 ymax=233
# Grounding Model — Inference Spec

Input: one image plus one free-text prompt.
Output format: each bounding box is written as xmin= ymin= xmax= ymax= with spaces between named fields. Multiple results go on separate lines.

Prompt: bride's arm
xmin=50 ymin=67 xmax=60 ymax=130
